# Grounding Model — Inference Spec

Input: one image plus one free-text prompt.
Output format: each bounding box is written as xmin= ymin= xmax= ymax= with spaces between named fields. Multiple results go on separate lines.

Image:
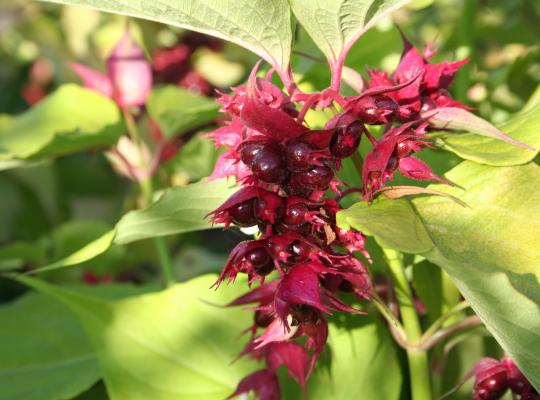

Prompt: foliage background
xmin=0 ymin=0 xmax=539 ymax=399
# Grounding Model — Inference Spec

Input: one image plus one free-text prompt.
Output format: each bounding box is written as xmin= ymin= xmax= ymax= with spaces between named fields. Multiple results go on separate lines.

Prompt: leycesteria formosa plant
xmin=203 ymin=29 xmax=537 ymax=400
xmin=3 ymin=2 xmax=540 ymax=400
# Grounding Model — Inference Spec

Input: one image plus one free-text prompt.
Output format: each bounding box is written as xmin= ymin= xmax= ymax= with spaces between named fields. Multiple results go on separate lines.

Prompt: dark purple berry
xmin=246 ymin=247 xmax=274 ymax=275
xmin=284 ymin=203 xmax=308 ymax=227
xmin=289 ymin=240 xmax=311 ymax=262
xmin=475 ymin=371 xmax=509 ymax=400
xmin=284 ymin=141 xmax=313 ymax=171
xmin=239 ymin=141 xmax=264 ymax=167
xmin=296 ymin=165 xmax=334 ymax=190
xmin=251 ymin=144 xmax=287 ymax=183
xmin=395 ymin=141 xmax=412 ymax=158
xmin=229 ymin=199 xmax=257 ymax=227
xmin=330 ymin=122 xmax=362 ymax=158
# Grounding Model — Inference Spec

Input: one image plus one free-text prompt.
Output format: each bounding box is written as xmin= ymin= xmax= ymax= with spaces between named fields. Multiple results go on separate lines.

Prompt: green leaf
xmin=42 ymin=0 xmax=292 ymax=76
xmin=166 ymin=135 xmax=221 ymax=181
xmin=0 ymin=292 xmax=99 ymax=400
xmin=289 ymin=0 xmax=410 ymax=74
xmin=0 ymin=85 xmax=123 ymax=163
xmin=298 ymin=313 xmax=402 ymax=400
xmin=14 ymin=274 xmax=258 ymax=400
xmin=30 ymin=230 xmax=116 ymax=275
xmin=147 ymin=86 xmax=219 ymax=139
xmin=115 ymin=179 xmax=238 ymax=245
xmin=439 ymin=103 xmax=540 ymax=166
xmin=28 ymin=180 xmax=237 ymax=274
xmin=338 ymin=161 xmax=540 ymax=389
xmin=336 ymin=197 xmax=433 ymax=254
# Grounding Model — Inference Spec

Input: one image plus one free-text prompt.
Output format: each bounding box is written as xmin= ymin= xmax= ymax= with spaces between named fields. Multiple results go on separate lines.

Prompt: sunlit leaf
xmin=289 ymin=0 xmax=410 ymax=80
xmin=338 ymin=161 xmax=540 ymax=389
xmin=147 ymin=86 xmax=219 ymax=139
xmin=439 ymin=103 xmax=540 ymax=166
xmin=0 ymin=85 xmax=123 ymax=164
xmin=115 ymin=179 xmax=238 ymax=244
xmin=14 ymin=274 xmax=258 ymax=400
xmin=41 ymin=0 xmax=292 ymax=78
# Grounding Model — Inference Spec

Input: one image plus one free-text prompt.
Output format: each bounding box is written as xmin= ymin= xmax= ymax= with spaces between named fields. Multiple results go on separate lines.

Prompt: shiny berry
xmin=289 ymin=240 xmax=311 ymax=262
xmin=330 ymin=122 xmax=362 ymax=158
xmin=395 ymin=141 xmax=412 ymax=158
xmin=229 ymin=199 xmax=257 ymax=227
xmin=239 ymin=141 xmax=264 ymax=167
xmin=475 ymin=371 xmax=508 ymax=400
xmin=246 ymin=248 xmax=274 ymax=275
xmin=284 ymin=141 xmax=313 ymax=171
xmin=296 ymin=165 xmax=334 ymax=190
xmin=251 ymin=144 xmax=287 ymax=183
xmin=284 ymin=203 xmax=308 ymax=227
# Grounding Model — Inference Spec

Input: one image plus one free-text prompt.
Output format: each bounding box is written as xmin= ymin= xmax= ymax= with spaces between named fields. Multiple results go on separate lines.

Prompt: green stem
xmin=351 ymin=151 xmax=364 ymax=174
xmin=455 ymin=0 xmax=477 ymax=102
xmin=383 ymin=248 xmax=431 ymax=400
xmin=421 ymin=300 xmax=470 ymax=341
xmin=122 ymin=109 xmax=175 ymax=288
xmin=153 ymin=236 xmax=176 ymax=287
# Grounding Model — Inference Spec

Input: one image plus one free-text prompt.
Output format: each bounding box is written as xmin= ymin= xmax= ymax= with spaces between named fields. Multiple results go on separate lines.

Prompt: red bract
xmin=71 ymin=30 xmax=152 ymax=108
xmin=227 ymin=369 xmax=281 ymax=400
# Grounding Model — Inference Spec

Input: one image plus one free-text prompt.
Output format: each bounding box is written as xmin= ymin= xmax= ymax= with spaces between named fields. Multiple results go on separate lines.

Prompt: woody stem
xmin=383 ymin=248 xmax=431 ymax=400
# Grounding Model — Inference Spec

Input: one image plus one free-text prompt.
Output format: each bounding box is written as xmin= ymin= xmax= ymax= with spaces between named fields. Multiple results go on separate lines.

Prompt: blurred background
xmin=0 ymin=1 xmax=538 ymax=398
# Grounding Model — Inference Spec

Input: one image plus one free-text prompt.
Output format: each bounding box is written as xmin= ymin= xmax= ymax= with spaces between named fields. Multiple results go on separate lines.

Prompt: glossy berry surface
xmin=239 ymin=141 xmax=265 ymax=166
xmin=475 ymin=371 xmax=509 ymax=400
xmin=296 ymin=165 xmax=334 ymax=190
xmin=284 ymin=203 xmax=308 ymax=227
xmin=229 ymin=199 xmax=257 ymax=227
xmin=289 ymin=240 xmax=311 ymax=262
xmin=251 ymin=144 xmax=287 ymax=183
xmin=246 ymin=247 xmax=274 ymax=275
xmin=284 ymin=141 xmax=313 ymax=171
xmin=330 ymin=122 xmax=362 ymax=158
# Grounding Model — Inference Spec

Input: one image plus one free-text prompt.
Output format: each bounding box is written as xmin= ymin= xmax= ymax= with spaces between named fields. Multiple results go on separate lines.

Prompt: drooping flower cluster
xmin=467 ymin=357 xmax=539 ymax=400
xmin=207 ymin=34 xmax=472 ymax=399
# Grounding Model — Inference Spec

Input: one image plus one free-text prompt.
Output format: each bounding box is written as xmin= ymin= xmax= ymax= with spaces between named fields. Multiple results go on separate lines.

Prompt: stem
xmin=383 ymin=248 xmax=431 ymax=400
xmin=421 ymin=300 xmax=470 ymax=341
xmin=455 ymin=0 xmax=477 ymax=101
xmin=153 ymin=236 xmax=175 ymax=287
xmin=351 ymin=151 xmax=364 ymax=174
xmin=373 ymin=295 xmax=409 ymax=349
xmin=122 ymin=109 xmax=176 ymax=288
xmin=418 ymin=315 xmax=482 ymax=351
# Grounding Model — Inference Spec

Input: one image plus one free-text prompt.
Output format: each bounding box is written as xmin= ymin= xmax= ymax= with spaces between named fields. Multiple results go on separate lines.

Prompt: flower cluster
xmin=207 ymin=34 xmax=470 ymax=399
xmin=152 ymin=32 xmax=220 ymax=95
xmin=467 ymin=357 xmax=539 ymax=400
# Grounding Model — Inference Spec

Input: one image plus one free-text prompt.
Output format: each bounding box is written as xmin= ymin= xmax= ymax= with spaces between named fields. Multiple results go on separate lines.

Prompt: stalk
xmin=122 ymin=109 xmax=176 ymax=287
xmin=455 ymin=0 xmax=477 ymax=101
xmin=383 ymin=248 xmax=431 ymax=400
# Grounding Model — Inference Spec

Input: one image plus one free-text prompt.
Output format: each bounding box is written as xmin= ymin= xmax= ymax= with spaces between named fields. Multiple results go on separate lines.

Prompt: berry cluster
xmin=206 ymin=34 xmax=481 ymax=399
xmin=468 ymin=357 xmax=539 ymax=400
